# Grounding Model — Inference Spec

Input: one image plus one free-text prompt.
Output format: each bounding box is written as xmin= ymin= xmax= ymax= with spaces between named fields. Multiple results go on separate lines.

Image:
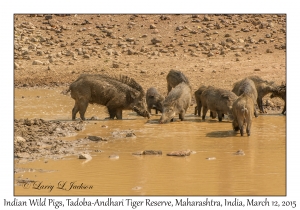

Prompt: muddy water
xmin=14 ymin=88 xmax=286 ymax=196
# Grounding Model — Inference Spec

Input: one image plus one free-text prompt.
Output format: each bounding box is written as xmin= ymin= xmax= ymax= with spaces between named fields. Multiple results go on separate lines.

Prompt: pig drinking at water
xmin=232 ymin=76 xmax=277 ymax=113
xmin=235 ymin=78 xmax=259 ymax=117
xmin=270 ymin=83 xmax=286 ymax=114
xmin=166 ymin=69 xmax=190 ymax=93
xmin=232 ymin=93 xmax=255 ymax=136
xmin=146 ymin=87 xmax=165 ymax=114
xmin=68 ymin=74 xmax=150 ymax=120
xmin=200 ymin=86 xmax=238 ymax=122
xmin=159 ymin=82 xmax=191 ymax=123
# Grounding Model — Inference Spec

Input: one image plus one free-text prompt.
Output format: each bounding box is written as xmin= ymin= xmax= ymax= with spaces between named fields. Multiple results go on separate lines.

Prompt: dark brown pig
xmin=194 ymin=85 xmax=207 ymax=116
xmin=159 ymin=82 xmax=191 ymax=123
xmin=232 ymin=76 xmax=277 ymax=113
xmin=69 ymin=74 xmax=150 ymax=120
xmin=194 ymin=85 xmax=218 ymax=119
xmin=200 ymin=86 xmax=238 ymax=122
xmin=270 ymin=83 xmax=286 ymax=114
xmin=232 ymin=93 xmax=255 ymax=136
xmin=166 ymin=69 xmax=190 ymax=93
xmin=235 ymin=78 xmax=259 ymax=117
xmin=146 ymin=87 xmax=165 ymax=114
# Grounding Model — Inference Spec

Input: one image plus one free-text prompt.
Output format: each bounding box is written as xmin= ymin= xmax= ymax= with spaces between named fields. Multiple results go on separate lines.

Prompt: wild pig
xmin=232 ymin=75 xmax=277 ymax=113
xmin=232 ymin=93 xmax=255 ymax=136
xmin=270 ymin=83 xmax=286 ymax=114
xmin=146 ymin=87 xmax=165 ymax=114
xmin=194 ymin=85 xmax=218 ymax=119
xmin=159 ymin=82 xmax=191 ymax=123
xmin=69 ymin=74 xmax=150 ymax=120
xmin=235 ymin=78 xmax=259 ymax=117
xmin=194 ymin=85 xmax=207 ymax=116
xmin=166 ymin=69 xmax=190 ymax=93
xmin=200 ymin=86 xmax=238 ymax=122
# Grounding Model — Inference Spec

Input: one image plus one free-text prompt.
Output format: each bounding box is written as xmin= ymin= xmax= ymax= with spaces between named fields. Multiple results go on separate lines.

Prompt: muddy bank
xmin=14 ymin=118 xmax=89 ymax=163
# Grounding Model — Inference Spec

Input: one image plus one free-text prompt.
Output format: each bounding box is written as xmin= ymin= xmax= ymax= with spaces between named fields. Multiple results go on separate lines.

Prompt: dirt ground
xmin=14 ymin=14 xmax=286 ymax=164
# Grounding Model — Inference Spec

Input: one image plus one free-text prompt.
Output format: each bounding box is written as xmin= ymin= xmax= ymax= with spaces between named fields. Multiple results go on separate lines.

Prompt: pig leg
xmin=202 ymin=106 xmax=208 ymax=120
xmin=217 ymin=111 xmax=223 ymax=122
xmin=155 ymin=108 xmax=158 ymax=114
xmin=194 ymin=106 xmax=198 ymax=115
xmin=254 ymin=107 xmax=259 ymax=118
xmin=257 ymin=97 xmax=264 ymax=113
xmin=237 ymin=117 xmax=244 ymax=136
xmin=197 ymin=105 xmax=202 ymax=117
xmin=115 ymin=109 xmax=123 ymax=120
xmin=78 ymin=100 xmax=88 ymax=120
xmin=107 ymin=108 xmax=116 ymax=119
xmin=72 ymin=102 xmax=79 ymax=120
xmin=210 ymin=111 xmax=217 ymax=119
xmin=179 ymin=111 xmax=185 ymax=121
xmin=232 ymin=119 xmax=240 ymax=131
xmin=147 ymin=107 xmax=152 ymax=114
xmin=246 ymin=118 xmax=252 ymax=136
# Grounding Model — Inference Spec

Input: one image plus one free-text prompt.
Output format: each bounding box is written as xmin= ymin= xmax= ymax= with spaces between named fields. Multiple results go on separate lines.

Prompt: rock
xmin=166 ymin=150 xmax=192 ymax=156
xmin=32 ymin=60 xmax=43 ymax=65
xmin=266 ymin=99 xmax=274 ymax=107
xmin=176 ymin=26 xmax=185 ymax=31
xmin=109 ymin=155 xmax=119 ymax=160
xmin=15 ymin=136 xmax=26 ymax=143
xmin=87 ymin=136 xmax=107 ymax=141
xmin=151 ymin=29 xmax=159 ymax=34
xmin=234 ymin=149 xmax=245 ymax=156
xmin=112 ymin=62 xmax=119 ymax=68
xmin=36 ymin=50 xmax=44 ymax=56
xmin=132 ymin=150 xmax=162 ymax=155
xmin=207 ymin=52 xmax=214 ymax=57
xmin=90 ymin=116 xmax=99 ymax=120
xmin=140 ymin=70 xmax=147 ymax=73
xmin=78 ymin=153 xmax=92 ymax=159
xmin=203 ymin=15 xmax=210 ymax=21
xmin=151 ymin=38 xmax=162 ymax=44
xmin=266 ymin=49 xmax=273 ymax=53
xmin=14 ymin=62 xmax=20 ymax=69
xmin=132 ymin=186 xmax=142 ymax=190
xmin=15 ymin=152 xmax=30 ymax=158
xmin=126 ymin=132 xmax=136 ymax=138
xmin=206 ymin=157 xmax=216 ymax=160
xmin=106 ymin=49 xmax=114 ymax=55
xmin=150 ymin=24 xmax=156 ymax=29
xmin=49 ymin=58 xmax=56 ymax=63
xmin=83 ymin=54 xmax=90 ymax=58
xmin=126 ymin=37 xmax=135 ymax=42
xmin=235 ymin=52 xmax=242 ymax=57
xmin=45 ymin=15 xmax=52 ymax=20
